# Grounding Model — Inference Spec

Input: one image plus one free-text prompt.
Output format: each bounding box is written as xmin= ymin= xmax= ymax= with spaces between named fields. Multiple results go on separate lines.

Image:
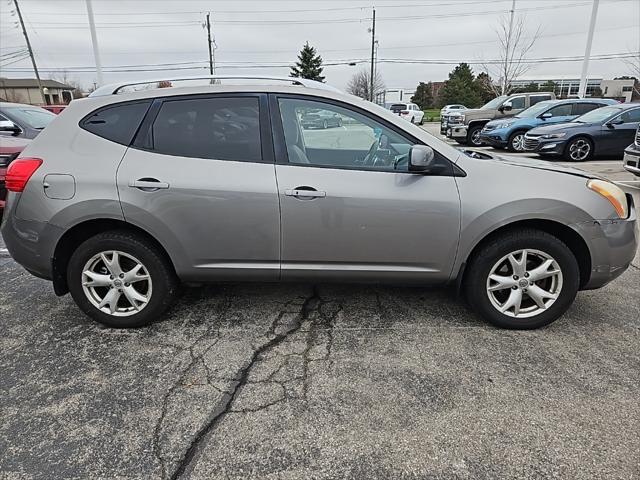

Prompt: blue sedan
xmin=479 ymin=98 xmax=617 ymax=152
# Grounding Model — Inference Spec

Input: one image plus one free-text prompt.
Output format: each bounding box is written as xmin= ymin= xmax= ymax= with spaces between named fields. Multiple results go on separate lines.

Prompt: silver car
xmin=1 ymin=76 xmax=637 ymax=329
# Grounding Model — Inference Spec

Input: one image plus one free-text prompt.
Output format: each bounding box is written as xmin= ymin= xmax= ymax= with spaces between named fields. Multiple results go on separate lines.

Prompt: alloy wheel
xmin=568 ymin=139 xmax=591 ymax=161
xmin=511 ymin=134 xmax=525 ymax=151
xmin=81 ymin=250 xmax=153 ymax=316
xmin=470 ymin=128 xmax=482 ymax=146
xmin=486 ymin=249 xmax=563 ymax=318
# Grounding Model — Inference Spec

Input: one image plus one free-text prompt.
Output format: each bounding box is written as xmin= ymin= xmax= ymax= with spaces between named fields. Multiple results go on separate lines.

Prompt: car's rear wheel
xmin=464 ymin=229 xmax=579 ymax=329
xmin=419 ymin=116 xmax=424 ymax=125
xmin=564 ymin=136 xmax=593 ymax=162
xmin=67 ymin=230 xmax=179 ymax=328
xmin=508 ymin=131 xmax=527 ymax=152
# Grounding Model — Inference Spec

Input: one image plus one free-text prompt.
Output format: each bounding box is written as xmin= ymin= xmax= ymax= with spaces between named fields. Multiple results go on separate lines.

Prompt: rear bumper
xmin=574 ymin=198 xmax=638 ymax=290
xmin=0 ymin=194 xmax=61 ymax=280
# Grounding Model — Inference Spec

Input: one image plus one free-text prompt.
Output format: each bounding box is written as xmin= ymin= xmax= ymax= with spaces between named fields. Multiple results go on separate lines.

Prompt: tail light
xmin=5 ymin=158 xmax=43 ymax=192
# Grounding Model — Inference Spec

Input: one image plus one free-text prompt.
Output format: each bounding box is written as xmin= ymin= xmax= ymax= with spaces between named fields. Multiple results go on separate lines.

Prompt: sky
xmin=0 ymin=0 xmax=639 ymax=92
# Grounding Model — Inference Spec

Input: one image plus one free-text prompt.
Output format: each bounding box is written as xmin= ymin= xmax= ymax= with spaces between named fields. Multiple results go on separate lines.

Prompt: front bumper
xmin=448 ymin=125 xmax=467 ymax=140
xmin=523 ymin=134 xmax=568 ymax=155
xmin=479 ymin=131 xmax=508 ymax=148
xmin=623 ymin=145 xmax=640 ymax=176
xmin=574 ymin=197 xmax=638 ymax=290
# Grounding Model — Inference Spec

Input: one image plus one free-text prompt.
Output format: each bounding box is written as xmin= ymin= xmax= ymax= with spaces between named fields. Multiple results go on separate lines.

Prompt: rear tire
xmin=464 ymin=229 xmax=579 ymax=329
xmin=67 ymin=230 xmax=179 ymax=328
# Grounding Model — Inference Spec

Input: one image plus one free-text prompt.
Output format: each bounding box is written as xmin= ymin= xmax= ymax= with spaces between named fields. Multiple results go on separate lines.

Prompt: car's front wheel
xmin=464 ymin=229 xmax=579 ymax=329
xmin=565 ymin=136 xmax=593 ymax=161
xmin=508 ymin=131 xmax=527 ymax=152
xmin=467 ymin=125 xmax=484 ymax=146
xmin=67 ymin=230 xmax=179 ymax=328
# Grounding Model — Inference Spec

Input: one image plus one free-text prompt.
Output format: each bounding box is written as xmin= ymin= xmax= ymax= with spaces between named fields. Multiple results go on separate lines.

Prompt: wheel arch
xmin=458 ymin=218 xmax=592 ymax=290
xmin=52 ymin=218 xmax=177 ymax=296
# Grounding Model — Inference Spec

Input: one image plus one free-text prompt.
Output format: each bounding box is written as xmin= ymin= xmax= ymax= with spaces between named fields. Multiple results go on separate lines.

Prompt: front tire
xmin=467 ymin=125 xmax=484 ymax=146
xmin=67 ymin=230 xmax=179 ymax=328
xmin=464 ymin=229 xmax=579 ymax=329
xmin=564 ymin=136 xmax=593 ymax=162
xmin=508 ymin=131 xmax=527 ymax=152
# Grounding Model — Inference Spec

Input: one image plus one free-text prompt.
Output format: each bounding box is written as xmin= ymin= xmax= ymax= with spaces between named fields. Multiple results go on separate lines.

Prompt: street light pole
xmin=369 ymin=7 xmax=376 ymax=102
xmin=85 ymin=0 xmax=104 ymax=86
xmin=578 ymin=0 xmax=600 ymax=98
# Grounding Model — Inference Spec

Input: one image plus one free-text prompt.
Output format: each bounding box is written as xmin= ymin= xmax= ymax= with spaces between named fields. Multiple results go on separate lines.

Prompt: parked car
xmin=2 ymin=76 xmax=636 ymax=331
xmin=446 ymin=92 xmax=556 ymax=146
xmin=622 ymin=125 xmax=640 ymax=177
xmin=0 ymin=102 xmax=57 ymax=139
xmin=388 ymin=102 xmax=424 ymax=125
xmin=0 ymin=136 xmax=30 ymax=210
xmin=41 ymin=105 xmax=67 ymax=115
xmin=300 ymin=109 xmax=342 ymax=129
xmin=524 ymin=103 xmax=640 ymax=161
xmin=440 ymin=104 xmax=467 ymax=115
xmin=479 ymin=99 xmax=617 ymax=152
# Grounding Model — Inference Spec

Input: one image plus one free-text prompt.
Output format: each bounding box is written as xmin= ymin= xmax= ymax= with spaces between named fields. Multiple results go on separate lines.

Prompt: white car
xmin=440 ymin=104 xmax=467 ymax=115
xmin=388 ymin=102 xmax=424 ymax=125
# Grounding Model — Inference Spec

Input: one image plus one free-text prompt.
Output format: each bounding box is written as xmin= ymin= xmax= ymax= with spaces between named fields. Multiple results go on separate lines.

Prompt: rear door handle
xmin=129 ymin=178 xmax=170 ymax=190
xmin=285 ymin=188 xmax=326 ymax=199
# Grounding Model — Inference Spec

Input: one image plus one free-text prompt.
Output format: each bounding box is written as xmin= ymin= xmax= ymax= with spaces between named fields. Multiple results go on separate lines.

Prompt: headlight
xmin=587 ymin=179 xmax=629 ymax=218
xmin=541 ymin=132 xmax=567 ymax=139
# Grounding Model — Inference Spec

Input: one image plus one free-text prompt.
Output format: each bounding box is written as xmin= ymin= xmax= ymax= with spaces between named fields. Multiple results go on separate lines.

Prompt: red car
xmin=0 ymin=136 xmax=30 ymax=210
xmin=41 ymin=105 xmax=67 ymax=115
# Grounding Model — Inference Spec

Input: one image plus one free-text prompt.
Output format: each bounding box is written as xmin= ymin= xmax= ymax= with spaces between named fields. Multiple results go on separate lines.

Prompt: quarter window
xmin=279 ymin=98 xmax=417 ymax=172
xmin=149 ymin=97 xmax=262 ymax=161
xmin=572 ymin=103 xmax=601 ymax=116
xmin=81 ymin=101 xmax=151 ymax=145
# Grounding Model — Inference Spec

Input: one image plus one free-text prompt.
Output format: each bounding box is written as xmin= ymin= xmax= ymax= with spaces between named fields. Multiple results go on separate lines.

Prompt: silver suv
xmin=1 ymin=76 xmax=637 ymax=329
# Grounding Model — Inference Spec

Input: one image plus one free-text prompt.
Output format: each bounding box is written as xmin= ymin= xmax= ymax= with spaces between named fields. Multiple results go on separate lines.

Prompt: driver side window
xmin=278 ymin=98 xmax=414 ymax=172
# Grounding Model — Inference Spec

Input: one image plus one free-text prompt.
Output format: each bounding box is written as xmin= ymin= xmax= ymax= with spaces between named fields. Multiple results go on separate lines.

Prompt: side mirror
xmin=501 ymin=101 xmax=513 ymax=112
xmin=606 ymin=118 xmax=624 ymax=127
xmin=0 ymin=119 xmax=20 ymax=134
xmin=540 ymin=112 xmax=553 ymax=119
xmin=408 ymin=145 xmax=435 ymax=172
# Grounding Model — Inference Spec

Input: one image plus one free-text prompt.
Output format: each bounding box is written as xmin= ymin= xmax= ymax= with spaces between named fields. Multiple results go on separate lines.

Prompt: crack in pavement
xmin=169 ymin=287 xmax=320 ymax=480
xmin=152 ymin=293 xmax=232 ymax=480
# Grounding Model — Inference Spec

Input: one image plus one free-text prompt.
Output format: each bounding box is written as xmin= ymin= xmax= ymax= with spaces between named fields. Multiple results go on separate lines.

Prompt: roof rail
xmin=88 ymin=75 xmax=342 ymax=97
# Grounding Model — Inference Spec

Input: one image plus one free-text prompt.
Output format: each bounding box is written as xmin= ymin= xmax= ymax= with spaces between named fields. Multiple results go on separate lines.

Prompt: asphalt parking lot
xmin=1 ymin=128 xmax=639 ymax=479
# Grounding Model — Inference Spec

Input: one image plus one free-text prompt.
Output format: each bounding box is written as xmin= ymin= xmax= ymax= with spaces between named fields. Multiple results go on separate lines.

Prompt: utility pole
xmin=206 ymin=12 xmax=214 ymax=75
xmin=502 ymin=0 xmax=516 ymax=95
xmin=13 ymin=0 xmax=45 ymax=104
xmin=85 ymin=0 xmax=104 ymax=86
xmin=578 ymin=0 xmax=600 ymax=98
xmin=369 ymin=7 xmax=376 ymax=102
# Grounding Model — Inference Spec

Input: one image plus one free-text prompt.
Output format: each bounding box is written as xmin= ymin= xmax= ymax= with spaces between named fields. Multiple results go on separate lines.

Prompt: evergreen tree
xmin=411 ymin=82 xmax=434 ymax=109
xmin=440 ymin=63 xmax=483 ymax=108
xmin=539 ymin=80 xmax=557 ymax=95
xmin=290 ymin=42 xmax=325 ymax=82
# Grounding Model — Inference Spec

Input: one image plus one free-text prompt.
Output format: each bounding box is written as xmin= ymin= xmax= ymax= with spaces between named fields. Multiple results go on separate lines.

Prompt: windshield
xmin=390 ymin=104 xmax=407 ymax=112
xmin=516 ymin=101 xmax=555 ymax=118
xmin=573 ymin=105 xmax=623 ymax=123
xmin=3 ymin=106 xmax=56 ymax=129
xmin=480 ymin=96 xmax=508 ymax=109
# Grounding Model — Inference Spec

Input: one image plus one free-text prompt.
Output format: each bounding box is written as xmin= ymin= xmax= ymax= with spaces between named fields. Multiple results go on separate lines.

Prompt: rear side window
xmin=572 ymin=103 xmax=601 ymax=116
xmin=81 ymin=101 xmax=151 ymax=145
xmin=530 ymin=95 xmax=552 ymax=105
xmin=149 ymin=97 xmax=261 ymax=162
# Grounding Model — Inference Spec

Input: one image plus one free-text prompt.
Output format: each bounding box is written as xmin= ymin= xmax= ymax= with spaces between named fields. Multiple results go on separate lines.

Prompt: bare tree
xmin=51 ymin=70 xmax=86 ymax=99
xmin=620 ymin=51 xmax=640 ymax=98
xmin=346 ymin=68 xmax=385 ymax=101
xmin=482 ymin=13 xmax=541 ymax=95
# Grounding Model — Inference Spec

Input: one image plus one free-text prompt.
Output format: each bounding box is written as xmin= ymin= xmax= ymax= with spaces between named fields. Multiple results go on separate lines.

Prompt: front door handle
xmin=129 ymin=178 xmax=170 ymax=191
xmin=285 ymin=187 xmax=326 ymax=199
